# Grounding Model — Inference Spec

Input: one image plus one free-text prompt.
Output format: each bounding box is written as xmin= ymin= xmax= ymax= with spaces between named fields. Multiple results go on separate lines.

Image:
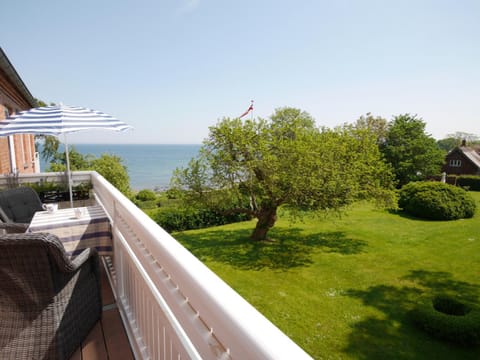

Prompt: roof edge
xmin=0 ymin=47 xmax=37 ymax=108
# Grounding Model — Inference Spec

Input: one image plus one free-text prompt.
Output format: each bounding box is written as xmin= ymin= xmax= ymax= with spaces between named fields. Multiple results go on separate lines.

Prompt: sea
xmin=39 ymin=144 xmax=202 ymax=191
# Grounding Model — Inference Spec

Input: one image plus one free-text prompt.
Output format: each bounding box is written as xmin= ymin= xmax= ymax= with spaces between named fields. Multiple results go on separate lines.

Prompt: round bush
xmin=433 ymin=295 xmax=471 ymax=316
xmin=398 ymin=182 xmax=476 ymax=220
xmin=409 ymin=295 xmax=480 ymax=346
xmin=135 ymin=189 xmax=157 ymax=202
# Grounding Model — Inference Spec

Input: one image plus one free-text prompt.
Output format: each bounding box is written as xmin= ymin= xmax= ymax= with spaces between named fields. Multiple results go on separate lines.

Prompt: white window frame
xmin=449 ymin=159 xmax=462 ymax=167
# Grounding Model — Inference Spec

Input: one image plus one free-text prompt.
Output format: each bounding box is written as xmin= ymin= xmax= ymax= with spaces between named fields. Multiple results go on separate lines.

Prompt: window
xmin=449 ymin=159 xmax=462 ymax=167
xmin=2 ymin=106 xmax=9 ymax=119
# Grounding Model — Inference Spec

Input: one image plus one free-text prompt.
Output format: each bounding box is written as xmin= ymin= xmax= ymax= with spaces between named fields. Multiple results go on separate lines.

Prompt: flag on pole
xmin=239 ymin=100 xmax=254 ymax=118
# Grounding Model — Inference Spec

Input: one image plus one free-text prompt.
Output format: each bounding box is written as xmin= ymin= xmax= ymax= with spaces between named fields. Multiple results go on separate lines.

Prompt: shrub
xmin=164 ymin=188 xmax=182 ymax=199
xmin=409 ymin=295 xmax=480 ymax=346
xmin=135 ymin=189 xmax=157 ymax=202
xmin=433 ymin=295 xmax=471 ymax=316
xmin=456 ymin=175 xmax=480 ymax=191
xmin=150 ymin=207 xmax=251 ymax=233
xmin=136 ymin=200 xmax=158 ymax=210
xmin=398 ymin=182 xmax=476 ymax=220
xmin=89 ymin=154 xmax=131 ymax=196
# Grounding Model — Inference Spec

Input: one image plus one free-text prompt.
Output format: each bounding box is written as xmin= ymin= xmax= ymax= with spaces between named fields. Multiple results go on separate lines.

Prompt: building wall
xmin=0 ymin=65 xmax=36 ymax=174
xmin=0 ymin=138 xmax=9 ymax=174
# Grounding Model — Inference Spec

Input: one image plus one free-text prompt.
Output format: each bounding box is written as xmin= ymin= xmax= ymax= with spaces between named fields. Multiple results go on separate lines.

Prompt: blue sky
xmin=3 ymin=0 xmax=479 ymax=144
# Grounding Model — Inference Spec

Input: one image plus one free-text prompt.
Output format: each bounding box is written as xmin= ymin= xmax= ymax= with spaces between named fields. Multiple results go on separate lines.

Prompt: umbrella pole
xmin=64 ymin=134 xmax=74 ymax=208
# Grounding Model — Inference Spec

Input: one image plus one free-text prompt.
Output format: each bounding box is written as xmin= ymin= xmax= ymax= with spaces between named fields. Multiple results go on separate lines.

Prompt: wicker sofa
xmin=0 ymin=232 xmax=102 ymax=359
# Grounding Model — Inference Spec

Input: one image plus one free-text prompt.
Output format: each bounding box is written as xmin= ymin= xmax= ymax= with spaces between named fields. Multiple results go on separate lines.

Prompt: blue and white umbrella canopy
xmin=0 ymin=104 xmax=132 ymax=136
xmin=0 ymin=104 xmax=133 ymax=207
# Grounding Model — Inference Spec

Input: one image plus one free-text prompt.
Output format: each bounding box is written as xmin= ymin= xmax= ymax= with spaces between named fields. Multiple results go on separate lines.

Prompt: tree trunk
xmin=250 ymin=207 xmax=278 ymax=241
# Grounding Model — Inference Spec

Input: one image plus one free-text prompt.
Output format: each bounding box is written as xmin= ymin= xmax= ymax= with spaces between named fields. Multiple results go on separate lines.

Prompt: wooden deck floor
xmin=70 ymin=259 xmax=134 ymax=360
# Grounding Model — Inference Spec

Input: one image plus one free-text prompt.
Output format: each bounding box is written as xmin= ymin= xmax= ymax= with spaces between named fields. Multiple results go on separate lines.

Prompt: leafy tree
xmin=446 ymin=131 xmax=480 ymax=144
xmin=436 ymin=137 xmax=459 ymax=152
xmin=353 ymin=112 xmax=388 ymax=145
xmin=37 ymin=135 xmax=61 ymax=162
xmin=34 ymin=99 xmax=55 ymax=107
xmin=88 ymin=154 xmax=131 ymax=195
xmin=437 ymin=132 xmax=480 ymax=152
xmin=45 ymin=146 xmax=131 ymax=195
xmin=172 ymin=107 xmax=395 ymax=241
xmin=380 ymin=114 xmax=445 ymax=187
xmin=47 ymin=145 xmax=90 ymax=172
xmin=33 ymin=100 xmax=60 ymax=162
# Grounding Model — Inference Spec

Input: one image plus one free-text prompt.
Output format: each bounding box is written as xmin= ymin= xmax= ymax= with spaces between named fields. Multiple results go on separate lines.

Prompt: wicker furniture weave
xmin=0 ymin=187 xmax=44 ymax=233
xmin=0 ymin=232 xmax=102 ymax=359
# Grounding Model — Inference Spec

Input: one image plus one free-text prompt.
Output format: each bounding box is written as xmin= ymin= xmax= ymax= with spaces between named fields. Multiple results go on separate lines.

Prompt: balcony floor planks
xmin=70 ymin=258 xmax=134 ymax=360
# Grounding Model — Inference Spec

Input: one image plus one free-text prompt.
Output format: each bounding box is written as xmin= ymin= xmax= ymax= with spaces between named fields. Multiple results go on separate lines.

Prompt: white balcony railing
xmin=1 ymin=171 xmax=313 ymax=360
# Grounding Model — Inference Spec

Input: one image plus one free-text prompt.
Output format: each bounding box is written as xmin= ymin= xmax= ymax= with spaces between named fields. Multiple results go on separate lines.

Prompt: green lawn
xmin=173 ymin=194 xmax=480 ymax=359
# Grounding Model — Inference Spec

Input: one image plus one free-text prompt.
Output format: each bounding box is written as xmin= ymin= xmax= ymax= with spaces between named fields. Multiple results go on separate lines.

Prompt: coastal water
xmin=39 ymin=144 xmax=202 ymax=191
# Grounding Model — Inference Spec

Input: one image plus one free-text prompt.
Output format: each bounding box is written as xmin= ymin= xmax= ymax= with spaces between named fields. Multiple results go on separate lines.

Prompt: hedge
xmin=150 ymin=207 xmax=251 ymax=233
xmin=456 ymin=175 xmax=480 ymax=191
xmin=409 ymin=295 xmax=480 ymax=346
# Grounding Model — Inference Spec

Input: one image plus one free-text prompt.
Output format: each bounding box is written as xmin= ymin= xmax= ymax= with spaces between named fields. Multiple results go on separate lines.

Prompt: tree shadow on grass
xmin=401 ymin=270 xmax=480 ymax=303
xmin=175 ymin=227 xmax=367 ymax=271
xmin=343 ymin=270 xmax=480 ymax=360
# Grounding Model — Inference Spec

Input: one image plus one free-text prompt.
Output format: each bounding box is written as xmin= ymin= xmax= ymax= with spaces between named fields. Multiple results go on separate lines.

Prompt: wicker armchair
xmin=0 ymin=187 xmax=44 ymax=233
xmin=0 ymin=232 xmax=102 ymax=359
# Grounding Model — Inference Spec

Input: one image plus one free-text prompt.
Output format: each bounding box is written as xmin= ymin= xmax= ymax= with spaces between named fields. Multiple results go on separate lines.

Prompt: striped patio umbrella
xmin=0 ymin=104 xmax=133 ymax=207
